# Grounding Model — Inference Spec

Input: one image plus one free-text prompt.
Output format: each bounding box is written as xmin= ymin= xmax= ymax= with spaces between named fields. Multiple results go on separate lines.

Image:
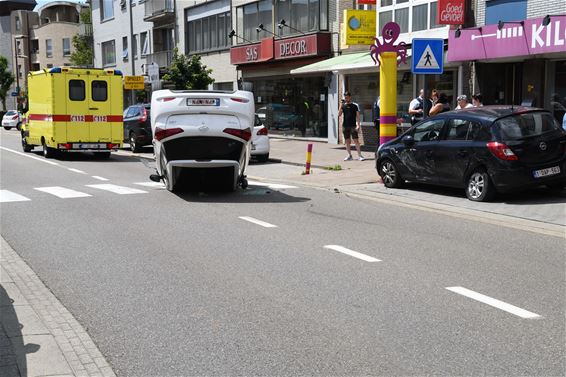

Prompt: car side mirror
xmin=402 ymin=135 xmax=415 ymax=145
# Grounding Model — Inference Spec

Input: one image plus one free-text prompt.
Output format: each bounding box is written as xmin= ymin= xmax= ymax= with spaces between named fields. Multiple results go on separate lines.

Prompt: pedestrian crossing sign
xmin=411 ymin=38 xmax=444 ymax=74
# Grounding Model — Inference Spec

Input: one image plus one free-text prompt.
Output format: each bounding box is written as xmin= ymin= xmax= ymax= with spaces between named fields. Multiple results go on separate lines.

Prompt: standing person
xmin=372 ymin=96 xmax=380 ymax=137
xmin=472 ymin=93 xmax=483 ymax=107
xmin=338 ymin=91 xmax=365 ymax=161
xmin=455 ymin=94 xmax=473 ymax=109
xmin=429 ymin=92 xmax=451 ymax=116
xmin=408 ymin=89 xmax=425 ymax=125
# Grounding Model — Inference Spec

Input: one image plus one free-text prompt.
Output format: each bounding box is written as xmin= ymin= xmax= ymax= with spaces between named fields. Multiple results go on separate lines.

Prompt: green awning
xmin=291 ymin=50 xmax=413 ymax=75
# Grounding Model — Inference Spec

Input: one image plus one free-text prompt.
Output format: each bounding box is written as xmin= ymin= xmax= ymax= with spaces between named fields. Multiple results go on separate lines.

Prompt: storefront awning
xmin=290 ymin=50 xmax=413 ymax=75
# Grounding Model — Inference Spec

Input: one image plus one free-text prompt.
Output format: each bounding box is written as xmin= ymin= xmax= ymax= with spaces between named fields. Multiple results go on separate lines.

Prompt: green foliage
xmin=79 ymin=9 xmax=91 ymax=24
xmin=163 ymin=48 xmax=214 ymax=90
xmin=324 ymin=164 xmax=343 ymax=171
xmin=70 ymin=34 xmax=93 ymax=67
xmin=0 ymin=55 xmax=15 ymax=111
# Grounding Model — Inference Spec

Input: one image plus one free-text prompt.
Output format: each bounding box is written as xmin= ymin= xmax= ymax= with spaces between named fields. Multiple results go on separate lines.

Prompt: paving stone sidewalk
xmin=0 ymin=237 xmax=115 ymax=377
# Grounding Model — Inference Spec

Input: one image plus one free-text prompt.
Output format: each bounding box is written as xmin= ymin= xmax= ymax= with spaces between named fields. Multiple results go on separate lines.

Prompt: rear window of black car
xmin=496 ymin=112 xmax=560 ymax=141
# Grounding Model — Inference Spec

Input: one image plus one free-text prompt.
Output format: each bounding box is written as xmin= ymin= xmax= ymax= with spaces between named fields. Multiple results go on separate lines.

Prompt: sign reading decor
xmin=437 ymin=0 xmax=465 ymax=25
xmin=230 ymin=33 xmax=330 ymax=65
xmin=448 ymin=15 xmax=566 ymax=62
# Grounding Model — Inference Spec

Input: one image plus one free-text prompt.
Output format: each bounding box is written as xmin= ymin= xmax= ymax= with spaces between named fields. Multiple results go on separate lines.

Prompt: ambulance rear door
xmin=66 ymin=74 xmax=89 ymax=142
xmin=88 ymin=76 xmax=112 ymax=142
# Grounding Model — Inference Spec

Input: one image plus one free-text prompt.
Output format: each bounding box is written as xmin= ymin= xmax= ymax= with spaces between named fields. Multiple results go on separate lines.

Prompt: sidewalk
xmin=0 ymin=237 xmax=115 ymax=377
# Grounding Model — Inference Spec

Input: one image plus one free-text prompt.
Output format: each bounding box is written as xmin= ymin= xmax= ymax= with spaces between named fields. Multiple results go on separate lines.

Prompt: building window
xmin=69 ymin=79 xmax=85 ymax=101
xmin=101 ymin=40 xmax=116 ymax=66
xmin=32 ymin=63 xmax=40 ymax=71
xmin=31 ymin=39 xmax=39 ymax=54
xmin=394 ymin=7 xmax=409 ymax=33
xmin=412 ymin=4 xmax=428 ymax=32
xmin=140 ymin=31 xmax=149 ymax=56
xmin=379 ymin=0 xmax=444 ymax=34
xmin=429 ymin=1 xmax=442 ymax=29
xmin=379 ymin=11 xmax=392 ymax=30
xmin=15 ymin=16 xmax=21 ymax=31
xmin=485 ymin=0 xmax=527 ymax=25
xmin=63 ymin=38 xmax=71 ymax=56
xmin=46 ymin=39 xmax=52 ymax=58
xmin=122 ymin=36 xmax=128 ymax=61
xmin=187 ymin=11 xmax=231 ymax=54
xmin=101 ymin=0 xmax=114 ymax=21
xmin=133 ymin=34 xmax=138 ymax=59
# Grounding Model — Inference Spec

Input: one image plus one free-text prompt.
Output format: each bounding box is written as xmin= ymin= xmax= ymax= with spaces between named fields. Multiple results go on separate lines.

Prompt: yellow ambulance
xmin=21 ymin=67 xmax=124 ymax=158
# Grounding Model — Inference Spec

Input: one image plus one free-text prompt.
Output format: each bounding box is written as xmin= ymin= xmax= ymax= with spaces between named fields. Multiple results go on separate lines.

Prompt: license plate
xmin=73 ymin=143 xmax=103 ymax=149
xmin=186 ymin=98 xmax=219 ymax=106
xmin=533 ymin=166 xmax=560 ymax=178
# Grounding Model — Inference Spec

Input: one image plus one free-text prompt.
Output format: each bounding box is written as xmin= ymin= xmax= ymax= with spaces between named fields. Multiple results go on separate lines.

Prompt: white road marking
xmin=446 ymin=286 xmax=541 ymax=319
xmin=323 ymin=245 xmax=381 ymax=262
xmin=86 ymin=184 xmax=148 ymax=195
xmin=238 ymin=216 xmax=278 ymax=228
xmin=0 ymin=146 xmax=60 ymax=166
xmin=133 ymin=181 xmax=165 ymax=188
xmin=91 ymin=176 xmax=109 ymax=181
xmin=0 ymin=190 xmax=31 ymax=203
xmin=67 ymin=168 xmax=87 ymax=174
xmin=34 ymin=186 xmax=91 ymax=199
xmin=247 ymin=180 xmax=298 ymax=189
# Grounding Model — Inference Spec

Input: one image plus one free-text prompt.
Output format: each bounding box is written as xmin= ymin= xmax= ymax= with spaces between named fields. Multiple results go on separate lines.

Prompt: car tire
xmin=379 ymin=159 xmax=404 ymax=188
xmin=466 ymin=169 xmax=496 ymax=202
xmin=16 ymin=123 xmax=21 ymax=131
xmin=257 ymin=153 xmax=269 ymax=162
xmin=129 ymin=131 xmax=141 ymax=153
xmin=21 ymin=133 xmax=33 ymax=153
xmin=4 ymin=126 xmax=11 ymax=130
xmin=160 ymin=153 xmax=175 ymax=192
xmin=42 ymin=141 xmax=56 ymax=159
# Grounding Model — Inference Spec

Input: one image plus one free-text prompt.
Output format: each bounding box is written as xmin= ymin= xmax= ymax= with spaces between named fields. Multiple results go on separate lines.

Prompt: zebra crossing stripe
xmin=133 ymin=182 xmax=165 ymax=188
xmin=35 ymin=186 xmax=92 ymax=199
xmin=86 ymin=184 xmax=148 ymax=195
xmin=0 ymin=190 xmax=31 ymax=203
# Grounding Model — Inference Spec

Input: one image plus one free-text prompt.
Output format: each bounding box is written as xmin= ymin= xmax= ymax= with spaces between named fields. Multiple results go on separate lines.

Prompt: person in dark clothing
xmin=429 ymin=91 xmax=451 ymax=116
xmin=372 ymin=96 xmax=380 ymax=136
xmin=338 ymin=91 xmax=365 ymax=161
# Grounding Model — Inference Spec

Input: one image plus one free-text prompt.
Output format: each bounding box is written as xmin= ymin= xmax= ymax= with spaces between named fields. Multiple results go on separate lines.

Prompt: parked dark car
xmin=123 ymin=104 xmax=151 ymax=152
xmin=376 ymin=106 xmax=566 ymax=201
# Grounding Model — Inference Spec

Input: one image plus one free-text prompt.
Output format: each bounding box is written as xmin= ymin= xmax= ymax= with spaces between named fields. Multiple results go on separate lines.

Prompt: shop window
xmin=394 ymin=7 xmax=409 ymax=34
xmin=188 ymin=11 xmax=231 ymax=54
xmin=69 ymin=80 xmax=85 ymax=101
xmin=92 ymin=81 xmax=108 ymax=102
xmin=485 ymin=0 xmax=527 ymax=25
xmin=101 ymin=40 xmax=116 ymax=66
xmin=63 ymin=38 xmax=71 ymax=56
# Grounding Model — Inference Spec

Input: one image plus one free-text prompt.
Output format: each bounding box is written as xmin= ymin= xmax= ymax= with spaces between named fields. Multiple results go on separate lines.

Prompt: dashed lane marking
xmin=91 ymin=176 xmax=109 ymax=181
xmin=0 ymin=146 xmax=60 ymax=166
xmin=68 ymin=168 xmax=87 ymax=174
xmin=86 ymin=184 xmax=148 ymax=195
xmin=323 ymin=245 xmax=381 ymax=262
xmin=133 ymin=182 xmax=165 ymax=188
xmin=238 ymin=216 xmax=278 ymax=228
xmin=446 ymin=286 xmax=541 ymax=319
xmin=0 ymin=190 xmax=31 ymax=203
xmin=34 ymin=186 xmax=92 ymax=199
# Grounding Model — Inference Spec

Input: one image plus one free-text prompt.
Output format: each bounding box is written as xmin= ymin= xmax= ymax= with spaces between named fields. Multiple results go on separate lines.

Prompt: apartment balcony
xmin=146 ymin=50 xmax=172 ymax=69
xmin=79 ymin=23 xmax=92 ymax=36
xmin=144 ymin=0 xmax=174 ymax=23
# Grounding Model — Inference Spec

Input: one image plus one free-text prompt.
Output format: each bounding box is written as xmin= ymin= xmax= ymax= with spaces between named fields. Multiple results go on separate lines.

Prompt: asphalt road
xmin=1 ymin=130 xmax=564 ymax=376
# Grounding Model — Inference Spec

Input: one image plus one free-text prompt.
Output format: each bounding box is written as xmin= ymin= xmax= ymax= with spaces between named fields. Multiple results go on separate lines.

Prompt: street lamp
xmin=256 ymin=24 xmax=278 ymax=38
xmin=228 ymin=29 xmax=253 ymax=44
xmin=277 ymin=19 xmax=306 ymax=35
xmin=542 ymin=15 xmax=562 ymax=26
xmin=497 ymin=20 xmax=524 ymax=30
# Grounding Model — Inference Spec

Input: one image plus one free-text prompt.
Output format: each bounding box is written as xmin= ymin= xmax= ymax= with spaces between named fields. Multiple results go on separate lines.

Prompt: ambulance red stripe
xmin=28 ymin=114 xmax=123 ymax=122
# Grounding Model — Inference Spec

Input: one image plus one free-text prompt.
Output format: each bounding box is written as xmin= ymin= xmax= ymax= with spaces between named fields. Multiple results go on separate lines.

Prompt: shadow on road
xmin=175 ymin=187 xmax=310 ymax=204
xmin=0 ymin=284 xmax=40 ymax=377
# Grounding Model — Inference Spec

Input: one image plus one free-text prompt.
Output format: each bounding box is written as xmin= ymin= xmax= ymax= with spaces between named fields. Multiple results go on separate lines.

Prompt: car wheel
xmin=4 ymin=126 xmax=11 ymax=130
xmin=42 ymin=141 xmax=56 ymax=158
xmin=379 ymin=159 xmax=404 ymax=188
xmin=21 ymin=133 xmax=33 ymax=152
xmin=257 ymin=153 xmax=269 ymax=162
xmin=160 ymin=152 xmax=174 ymax=192
xmin=16 ymin=123 xmax=21 ymax=131
xmin=466 ymin=169 xmax=496 ymax=202
xmin=129 ymin=131 xmax=141 ymax=153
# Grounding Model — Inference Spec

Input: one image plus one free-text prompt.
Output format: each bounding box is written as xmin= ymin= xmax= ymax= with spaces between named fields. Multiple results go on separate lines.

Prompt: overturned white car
xmin=149 ymin=90 xmax=255 ymax=192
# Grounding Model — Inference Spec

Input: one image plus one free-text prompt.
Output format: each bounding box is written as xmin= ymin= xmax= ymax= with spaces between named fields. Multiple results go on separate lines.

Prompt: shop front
xmin=230 ymin=33 xmax=331 ymax=138
xmin=448 ymin=14 xmax=566 ymax=123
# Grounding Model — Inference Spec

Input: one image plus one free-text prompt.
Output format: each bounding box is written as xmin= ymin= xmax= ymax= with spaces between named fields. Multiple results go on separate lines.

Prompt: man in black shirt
xmin=338 ymin=91 xmax=365 ymax=161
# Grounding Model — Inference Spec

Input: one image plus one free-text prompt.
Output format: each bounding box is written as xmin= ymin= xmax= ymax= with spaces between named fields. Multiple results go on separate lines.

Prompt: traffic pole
xmin=379 ymin=51 xmax=398 ymax=146
xmin=305 ymin=143 xmax=313 ymax=175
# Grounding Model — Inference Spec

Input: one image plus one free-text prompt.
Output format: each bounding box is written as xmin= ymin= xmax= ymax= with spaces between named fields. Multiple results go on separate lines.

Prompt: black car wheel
xmin=42 ymin=141 xmax=56 ymax=158
xmin=466 ymin=169 xmax=495 ymax=202
xmin=379 ymin=159 xmax=404 ymax=188
xmin=256 ymin=153 xmax=269 ymax=163
xmin=130 ymin=131 xmax=141 ymax=153
xmin=4 ymin=126 xmax=11 ymax=130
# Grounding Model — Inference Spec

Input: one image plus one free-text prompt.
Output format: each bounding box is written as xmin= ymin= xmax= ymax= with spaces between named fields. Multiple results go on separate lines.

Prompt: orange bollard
xmin=305 ymin=143 xmax=313 ymax=174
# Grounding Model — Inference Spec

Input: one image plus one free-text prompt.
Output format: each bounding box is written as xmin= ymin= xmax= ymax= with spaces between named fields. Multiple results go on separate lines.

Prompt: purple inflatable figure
xmin=370 ymin=22 xmax=408 ymax=67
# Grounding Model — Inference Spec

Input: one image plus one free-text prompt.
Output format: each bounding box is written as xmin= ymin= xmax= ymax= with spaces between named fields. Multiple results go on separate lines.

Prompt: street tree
xmin=163 ymin=48 xmax=214 ymax=90
xmin=0 ymin=55 xmax=15 ymax=112
xmin=70 ymin=10 xmax=93 ymax=67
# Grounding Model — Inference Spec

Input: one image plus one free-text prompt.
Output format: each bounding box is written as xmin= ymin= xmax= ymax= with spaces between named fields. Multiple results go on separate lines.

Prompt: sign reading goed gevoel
xmin=437 ymin=0 xmax=465 ymax=25
xmin=344 ymin=10 xmax=376 ymax=45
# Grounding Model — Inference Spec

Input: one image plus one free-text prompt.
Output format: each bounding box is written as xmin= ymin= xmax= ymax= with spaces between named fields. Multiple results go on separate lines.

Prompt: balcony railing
xmin=146 ymin=50 xmax=172 ymax=68
xmin=79 ymin=23 xmax=92 ymax=36
xmin=144 ymin=0 xmax=174 ymax=22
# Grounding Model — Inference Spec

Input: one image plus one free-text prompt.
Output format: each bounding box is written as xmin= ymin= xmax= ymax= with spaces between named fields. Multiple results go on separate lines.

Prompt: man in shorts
xmin=338 ymin=91 xmax=365 ymax=161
